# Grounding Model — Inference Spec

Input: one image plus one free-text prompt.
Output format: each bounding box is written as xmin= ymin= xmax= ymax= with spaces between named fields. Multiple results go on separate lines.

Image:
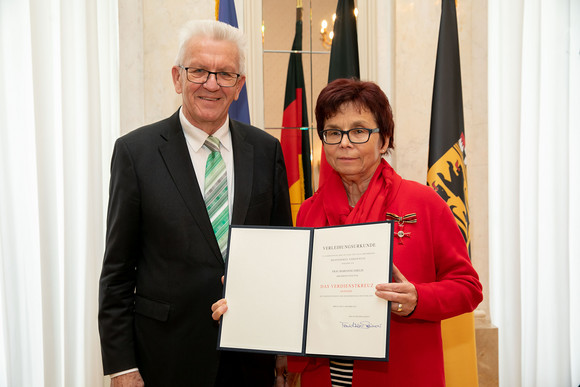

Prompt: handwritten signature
xmin=339 ymin=321 xmax=382 ymax=329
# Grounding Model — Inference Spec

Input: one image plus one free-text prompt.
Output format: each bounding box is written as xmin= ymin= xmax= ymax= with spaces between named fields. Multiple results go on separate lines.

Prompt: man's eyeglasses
xmin=321 ymin=128 xmax=381 ymax=145
xmin=179 ymin=66 xmax=240 ymax=87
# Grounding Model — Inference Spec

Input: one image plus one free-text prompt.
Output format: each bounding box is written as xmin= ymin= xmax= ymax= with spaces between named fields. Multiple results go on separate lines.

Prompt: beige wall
xmin=119 ymin=1 xmax=494 ymax=383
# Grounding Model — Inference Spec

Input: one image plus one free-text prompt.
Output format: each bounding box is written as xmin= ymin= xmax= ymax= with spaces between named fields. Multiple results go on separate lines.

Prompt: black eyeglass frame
xmin=321 ymin=128 xmax=381 ymax=145
xmin=179 ymin=66 xmax=241 ymax=87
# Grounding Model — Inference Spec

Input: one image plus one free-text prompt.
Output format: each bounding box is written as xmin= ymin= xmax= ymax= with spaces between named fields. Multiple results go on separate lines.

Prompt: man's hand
xmin=211 ymin=276 xmax=228 ymax=321
xmin=211 ymin=298 xmax=228 ymax=321
xmin=111 ymin=371 xmax=144 ymax=387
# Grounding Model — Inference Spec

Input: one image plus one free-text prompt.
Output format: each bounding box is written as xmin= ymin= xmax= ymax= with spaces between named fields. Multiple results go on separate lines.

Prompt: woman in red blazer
xmin=290 ymin=78 xmax=482 ymax=386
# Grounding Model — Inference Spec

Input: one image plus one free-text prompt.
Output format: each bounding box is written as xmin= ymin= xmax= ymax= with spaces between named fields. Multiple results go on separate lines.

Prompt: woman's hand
xmin=375 ymin=265 xmax=418 ymax=316
xmin=275 ymin=356 xmax=300 ymax=387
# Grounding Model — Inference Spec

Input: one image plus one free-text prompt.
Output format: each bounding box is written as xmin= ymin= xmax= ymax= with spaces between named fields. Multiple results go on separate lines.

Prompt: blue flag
xmin=218 ymin=0 xmax=250 ymax=124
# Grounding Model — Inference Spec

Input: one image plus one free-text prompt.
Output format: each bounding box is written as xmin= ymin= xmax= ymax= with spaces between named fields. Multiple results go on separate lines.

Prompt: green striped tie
xmin=204 ymin=136 xmax=229 ymax=259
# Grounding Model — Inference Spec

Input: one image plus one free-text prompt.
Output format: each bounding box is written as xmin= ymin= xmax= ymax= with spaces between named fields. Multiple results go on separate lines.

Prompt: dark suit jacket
xmin=98 ymin=110 xmax=292 ymax=386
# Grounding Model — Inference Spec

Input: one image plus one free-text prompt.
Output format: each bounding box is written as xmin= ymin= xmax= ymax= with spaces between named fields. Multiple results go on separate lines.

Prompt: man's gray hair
xmin=174 ymin=20 xmax=247 ymax=75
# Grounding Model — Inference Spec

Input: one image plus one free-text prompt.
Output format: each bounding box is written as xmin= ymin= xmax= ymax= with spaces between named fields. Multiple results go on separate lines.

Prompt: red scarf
xmin=297 ymin=159 xmax=402 ymax=227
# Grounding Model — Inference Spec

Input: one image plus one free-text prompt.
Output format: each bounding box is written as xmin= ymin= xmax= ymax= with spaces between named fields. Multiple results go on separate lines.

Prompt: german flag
xmin=281 ymin=2 xmax=312 ymax=224
xmin=319 ymin=0 xmax=360 ymax=187
xmin=427 ymin=1 xmax=478 ymax=386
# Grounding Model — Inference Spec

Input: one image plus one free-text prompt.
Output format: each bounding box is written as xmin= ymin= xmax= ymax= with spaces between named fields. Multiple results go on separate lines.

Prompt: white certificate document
xmin=218 ymin=222 xmax=393 ymax=360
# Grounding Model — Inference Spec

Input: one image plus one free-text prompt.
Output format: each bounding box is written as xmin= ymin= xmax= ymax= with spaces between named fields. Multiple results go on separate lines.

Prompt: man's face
xmin=172 ymin=37 xmax=246 ymax=134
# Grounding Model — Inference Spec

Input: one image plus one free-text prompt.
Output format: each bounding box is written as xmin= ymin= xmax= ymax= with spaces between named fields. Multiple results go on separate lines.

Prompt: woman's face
xmin=323 ymin=102 xmax=389 ymax=183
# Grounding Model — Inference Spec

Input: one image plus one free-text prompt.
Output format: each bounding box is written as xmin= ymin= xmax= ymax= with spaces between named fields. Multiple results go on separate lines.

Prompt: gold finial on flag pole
xmin=296 ymin=0 xmax=303 ymax=20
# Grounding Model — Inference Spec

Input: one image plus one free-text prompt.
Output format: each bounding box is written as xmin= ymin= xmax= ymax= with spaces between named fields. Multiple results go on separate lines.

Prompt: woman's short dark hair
xmin=315 ymin=78 xmax=394 ymax=152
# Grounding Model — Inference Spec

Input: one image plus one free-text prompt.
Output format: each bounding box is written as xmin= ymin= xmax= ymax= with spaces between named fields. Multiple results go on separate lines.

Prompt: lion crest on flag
xmin=427 ymin=133 xmax=471 ymax=254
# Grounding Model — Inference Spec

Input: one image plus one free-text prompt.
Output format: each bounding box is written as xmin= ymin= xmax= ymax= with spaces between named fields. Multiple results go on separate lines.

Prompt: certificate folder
xmin=217 ymin=221 xmax=393 ymax=361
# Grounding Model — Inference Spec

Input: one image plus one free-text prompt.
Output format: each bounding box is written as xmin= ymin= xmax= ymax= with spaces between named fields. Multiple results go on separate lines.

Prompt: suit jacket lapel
xmin=158 ymin=110 xmax=223 ymax=261
xmin=230 ymin=120 xmax=253 ymax=225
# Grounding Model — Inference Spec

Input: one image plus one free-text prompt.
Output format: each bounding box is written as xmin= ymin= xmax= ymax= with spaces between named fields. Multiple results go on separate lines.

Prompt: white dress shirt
xmin=179 ymin=107 xmax=235 ymax=220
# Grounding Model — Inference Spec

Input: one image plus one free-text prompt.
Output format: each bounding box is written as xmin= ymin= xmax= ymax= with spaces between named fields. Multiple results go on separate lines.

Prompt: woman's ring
xmin=397 ymin=303 xmax=403 ymax=312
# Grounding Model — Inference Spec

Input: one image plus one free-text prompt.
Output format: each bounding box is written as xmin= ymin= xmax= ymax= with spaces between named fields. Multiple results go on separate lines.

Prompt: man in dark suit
xmin=98 ymin=20 xmax=292 ymax=387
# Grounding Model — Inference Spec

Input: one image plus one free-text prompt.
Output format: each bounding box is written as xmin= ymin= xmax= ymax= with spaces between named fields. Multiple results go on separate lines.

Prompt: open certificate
xmin=218 ymin=221 xmax=393 ymax=360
